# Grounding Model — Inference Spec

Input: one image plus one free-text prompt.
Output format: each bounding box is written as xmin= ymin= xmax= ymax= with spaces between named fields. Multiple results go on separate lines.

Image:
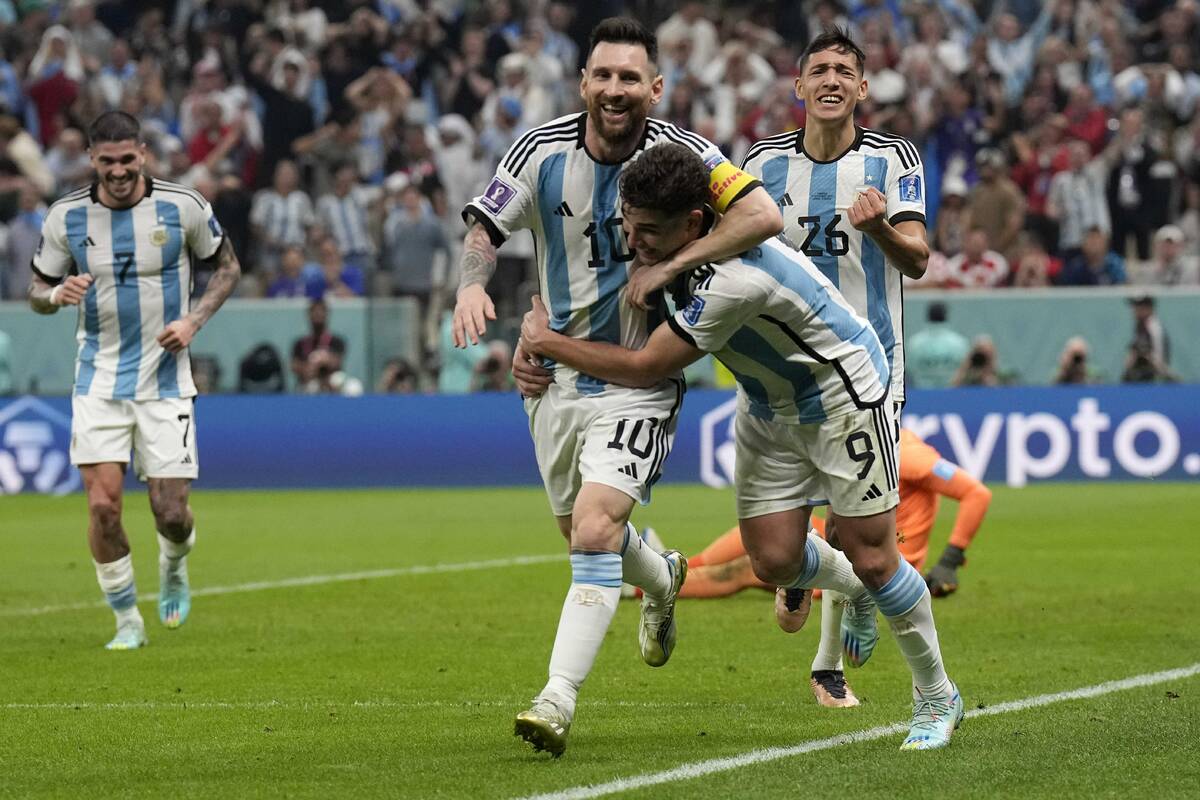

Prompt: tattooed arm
xmin=29 ymin=272 xmax=94 ymax=315
xmin=157 ymin=238 xmax=242 ymax=353
xmin=451 ymin=221 xmax=499 ymax=348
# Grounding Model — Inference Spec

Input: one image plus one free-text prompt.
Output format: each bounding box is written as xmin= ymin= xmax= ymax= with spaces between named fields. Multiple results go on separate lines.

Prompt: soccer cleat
xmin=514 ymin=697 xmax=572 ymax=757
xmin=810 ymin=670 xmax=861 ymax=708
xmin=158 ymin=560 xmax=191 ymax=629
xmin=105 ymin=618 xmax=148 ymax=651
xmin=840 ymin=593 xmax=879 ymax=668
xmin=639 ymin=550 xmax=687 ymax=667
xmin=774 ymin=587 xmax=811 ymax=633
xmin=900 ymin=682 xmax=964 ymax=750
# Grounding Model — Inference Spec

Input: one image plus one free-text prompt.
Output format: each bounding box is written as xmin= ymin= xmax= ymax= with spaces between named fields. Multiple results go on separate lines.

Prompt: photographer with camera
xmin=1054 ymin=336 xmax=1098 ymax=384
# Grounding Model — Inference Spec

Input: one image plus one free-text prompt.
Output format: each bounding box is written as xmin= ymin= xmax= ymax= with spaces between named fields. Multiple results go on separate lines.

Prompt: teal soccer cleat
xmin=901 ymin=683 xmax=964 ymax=750
xmin=105 ymin=618 xmax=148 ymax=651
xmin=158 ymin=561 xmax=191 ymax=629
xmin=840 ymin=592 xmax=879 ymax=668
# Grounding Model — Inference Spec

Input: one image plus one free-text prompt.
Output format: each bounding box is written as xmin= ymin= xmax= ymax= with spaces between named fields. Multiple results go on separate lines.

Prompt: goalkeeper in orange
xmin=674 ymin=428 xmax=991 ymax=706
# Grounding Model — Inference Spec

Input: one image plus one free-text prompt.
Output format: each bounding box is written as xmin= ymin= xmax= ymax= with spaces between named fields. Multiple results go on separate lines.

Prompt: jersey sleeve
xmin=885 ymin=145 xmax=926 ymax=228
xmin=30 ymin=206 xmax=74 ymax=285
xmin=183 ymin=196 xmax=225 ymax=260
xmin=462 ymin=158 xmax=535 ymax=248
xmin=654 ymin=124 xmax=761 ymax=213
xmin=667 ymin=266 xmax=765 ymax=353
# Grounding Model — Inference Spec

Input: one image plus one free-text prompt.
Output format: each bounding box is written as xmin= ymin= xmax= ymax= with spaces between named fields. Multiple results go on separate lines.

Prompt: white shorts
xmin=734 ymin=402 xmax=898 ymax=520
xmin=71 ymin=396 xmax=199 ymax=481
xmin=525 ymin=380 xmax=684 ymax=517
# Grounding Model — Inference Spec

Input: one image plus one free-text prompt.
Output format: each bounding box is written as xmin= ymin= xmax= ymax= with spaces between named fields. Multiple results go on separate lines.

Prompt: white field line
xmin=0 ymin=553 xmax=565 ymax=618
xmin=1 ymin=698 xmax=753 ymax=712
xmin=517 ymin=662 xmax=1200 ymax=800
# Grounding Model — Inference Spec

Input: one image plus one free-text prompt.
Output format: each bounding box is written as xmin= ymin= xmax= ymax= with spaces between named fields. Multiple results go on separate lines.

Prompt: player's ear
xmin=857 ymin=75 xmax=868 ymax=102
xmin=579 ymin=68 xmax=587 ymax=100
xmin=793 ymin=76 xmax=803 ymax=100
xmin=649 ymin=73 xmax=664 ymax=106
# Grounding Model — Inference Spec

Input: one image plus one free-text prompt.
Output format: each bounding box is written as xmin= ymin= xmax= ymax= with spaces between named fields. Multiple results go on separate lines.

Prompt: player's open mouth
xmin=601 ymin=104 xmax=629 ymax=122
xmin=818 ymin=95 xmax=843 ymax=106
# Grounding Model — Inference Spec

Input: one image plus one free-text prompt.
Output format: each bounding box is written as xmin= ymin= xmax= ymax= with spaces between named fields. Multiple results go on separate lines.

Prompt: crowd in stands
xmin=0 ymin=0 xmax=1195 ymax=392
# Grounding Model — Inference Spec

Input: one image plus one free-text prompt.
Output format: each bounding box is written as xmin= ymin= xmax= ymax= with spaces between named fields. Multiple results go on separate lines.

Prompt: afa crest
xmin=149 ymin=227 xmax=168 ymax=247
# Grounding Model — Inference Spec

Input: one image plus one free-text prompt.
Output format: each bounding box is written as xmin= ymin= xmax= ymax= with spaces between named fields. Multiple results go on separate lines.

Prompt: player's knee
xmin=747 ymin=550 xmax=795 ymax=586
xmin=87 ymin=495 xmax=122 ymax=535
xmin=152 ymin=503 xmax=190 ymax=536
xmin=570 ymin=510 xmax=623 ymax=551
xmin=851 ymin=549 xmax=894 ymax=590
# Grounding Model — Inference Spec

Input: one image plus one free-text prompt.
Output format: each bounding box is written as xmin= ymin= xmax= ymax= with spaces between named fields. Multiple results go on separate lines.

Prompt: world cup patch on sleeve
xmin=932 ymin=459 xmax=956 ymax=481
xmin=899 ymin=174 xmax=922 ymax=203
xmin=703 ymin=152 xmax=727 ymax=171
xmin=208 ymin=216 xmax=223 ymax=237
xmin=479 ymin=177 xmax=517 ymax=215
xmin=683 ymin=296 xmax=706 ymax=326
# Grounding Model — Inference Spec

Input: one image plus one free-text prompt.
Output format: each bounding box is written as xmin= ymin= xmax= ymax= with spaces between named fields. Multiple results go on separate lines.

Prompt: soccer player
xmin=453 ymin=18 xmax=783 ymax=756
xmin=520 ymin=143 xmax=963 ymax=750
xmin=28 ymin=111 xmax=240 ymax=650
xmin=665 ymin=428 xmax=992 ymax=707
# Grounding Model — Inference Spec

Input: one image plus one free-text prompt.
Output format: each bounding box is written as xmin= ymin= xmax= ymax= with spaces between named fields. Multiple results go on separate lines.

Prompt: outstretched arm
xmin=158 ymin=238 xmax=242 ymax=353
xmin=520 ymin=296 xmax=702 ymax=388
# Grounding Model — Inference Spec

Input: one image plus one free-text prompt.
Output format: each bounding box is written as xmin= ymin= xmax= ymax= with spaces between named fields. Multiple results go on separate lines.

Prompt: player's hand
xmin=924 ymin=563 xmax=959 ymax=598
xmin=846 ymin=186 xmax=888 ymax=235
xmin=452 ymin=283 xmax=495 ymax=348
xmin=51 ymin=274 xmax=94 ymax=306
xmin=624 ymin=258 xmax=675 ymax=311
xmin=519 ymin=295 xmax=551 ymax=351
xmin=512 ymin=339 xmax=552 ymax=399
xmin=156 ymin=317 xmax=200 ymax=353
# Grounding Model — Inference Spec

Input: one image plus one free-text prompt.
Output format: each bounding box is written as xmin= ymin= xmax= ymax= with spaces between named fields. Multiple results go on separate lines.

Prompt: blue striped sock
xmin=569 ymin=551 xmax=623 ymax=588
xmin=869 ymin=560 xmax=927 ymax=618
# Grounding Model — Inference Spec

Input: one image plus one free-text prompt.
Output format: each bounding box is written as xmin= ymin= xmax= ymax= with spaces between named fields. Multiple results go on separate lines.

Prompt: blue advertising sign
xmin=2 ymin=386 xmax=1196 ymax=493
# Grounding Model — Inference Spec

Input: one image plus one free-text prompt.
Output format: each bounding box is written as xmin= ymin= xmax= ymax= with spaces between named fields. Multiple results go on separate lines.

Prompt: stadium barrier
xmin=1 ymin=386 xmax=1197 ymax=495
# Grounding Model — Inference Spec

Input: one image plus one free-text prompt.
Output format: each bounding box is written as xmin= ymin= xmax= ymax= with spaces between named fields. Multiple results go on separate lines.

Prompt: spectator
xmin=1063 ymin=83 xmax=1110 ymax=155
xmin=1009 ymin=115 xmax=1070 ymax=248
xmin=247 ymin=47 xmax=316 ymax=189
xmin=1132 ymin=224 xmax=1199 ymax=286
xmin=250 ymin=159 xmax=315 ymax=277
xmin=0 ymin=114 xmax=53 ymax=197
xmin=931 ymin=83 xmax=986 ymax=185
xmin=238 ymin=343 xmax=286 ymax=394
xmin=305 ymin=235 xmax=366 ymax=300
xmin=26 ymin=26 xmax=82 ymax=148
xmin=481 ymin=52 xmax=554 ymax=132
xmin=43 ymin=127 xmax=92 ymax=196
xmin=987 ymin=1 xmax=1056 ymax=106
xmin=436 ymin=311 xmax=488 ymax=394
xmin=943 ymin=228 xmax=1010 ymax=288
xmin=344 ymin=67 xmax=411 ymax=186
xmin=933 ymin=175 xmax=969 ymax=257
xmin=440 ymin=26 xmax=497 ymax=122
xmin=966 ymin=147 xmax=1025 ymax=263
xmin=383 ymin=181 xmax=449 ymax=345
xmin=377 ymin=357 xmax=418 ymax=394
xmin=0 ymin=324 xmax=12 ymax=395
xmin=471 ymin=340 xmax=515 ymax=393
xmin=1046 ymin=138 xmax=1111 ymax=259
xmin=316 ymin=162 xmax=379 ymax=272
xmin=1059 ymin=226 xmax=1126 ymax=285
xmin=291 ymin=297 xmax=347 ymax=392
xmin=952 ymin=335 xmax=1005 ymax=387
xmin=1053 ymin=336 xmax=1097 ymax=384
xmin=657 ymin=2 xmax=720 ymax=75
xmin=1124 ymin=294 xmax=1174 ymax=383
xmin=1011 ymin=231 xmax=1062 ymax=287
xmin=906 ymin=301 xmax=970 ymax=389
xmin=2 ymin=182 xmax=45 ymax=300
xmin=267 ymin=245 xmax=311 ymax=298
xmin=1107 ymin=107 xmax=1172 ymax=261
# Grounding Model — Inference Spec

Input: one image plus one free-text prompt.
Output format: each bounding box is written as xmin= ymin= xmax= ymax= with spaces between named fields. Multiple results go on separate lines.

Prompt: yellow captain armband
xmin=705 ymin=157 xmax=759 ymax=213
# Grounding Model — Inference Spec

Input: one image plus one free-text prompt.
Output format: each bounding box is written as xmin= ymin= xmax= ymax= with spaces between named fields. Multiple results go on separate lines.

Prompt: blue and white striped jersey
xmin=32 ymin=178 xmax=225 ymax=400
xmin=464 ymin=111 xmax=759 ymax=395
xmin=741 ymin=126 xmax=924 ymax=402
xmin=668 ymin=236 xmax=889 ymax=424
xmin=317 ymin=186 xmax=377 ymax=257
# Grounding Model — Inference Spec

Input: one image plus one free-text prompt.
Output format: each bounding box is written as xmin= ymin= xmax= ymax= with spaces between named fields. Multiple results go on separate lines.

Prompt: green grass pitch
xmin=2 ymin=483 xmax=1198 ymax=799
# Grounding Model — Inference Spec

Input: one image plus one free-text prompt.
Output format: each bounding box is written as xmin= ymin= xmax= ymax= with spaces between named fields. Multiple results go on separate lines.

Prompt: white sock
xmin=810 ymin=590 xmax=846 ymax=672
xmin=158 ymin=528 xmax=195 ymax=571
xmin=541 ymin=552 xmax=622 ymax=714
xmin=619 ymin=523 xmax=672 ymax=599
xmin=785 ymin=531 xmax=868 ymax=601
xmin=870 ymin=559 xmax=953 ymax=699
xmin=94 ymin=554 xmax=142 ymax=626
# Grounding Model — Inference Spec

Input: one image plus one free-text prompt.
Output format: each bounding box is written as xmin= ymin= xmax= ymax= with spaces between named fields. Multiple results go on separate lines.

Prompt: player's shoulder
xmin=742 ymin=130 xmax=800 ymax=167
xmin=857 ymin=126 xmax=921 ymax=170
xmin=499 ymin=112 xmax=585 ymax=177
xmin=45 ymin=184 xmax=94 ymax=216
xmin=644 ymin=117 xmax=714 ymax=155
xmin=150 ymin=178 xmax=210 ymax=211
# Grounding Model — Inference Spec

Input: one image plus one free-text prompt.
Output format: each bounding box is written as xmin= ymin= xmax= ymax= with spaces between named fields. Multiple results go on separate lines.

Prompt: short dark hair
xmin=928 ymin=302 xmax=948 ymax=324
xmin=620 ymin=143 xmax=710 ymax=217
xmin=799 ymin=27 xmax=865 ymax=74
xmin=588 ymin=17 xmax=657 ymax=66
xmin=88 ymin=111 xmax=141 ymax=146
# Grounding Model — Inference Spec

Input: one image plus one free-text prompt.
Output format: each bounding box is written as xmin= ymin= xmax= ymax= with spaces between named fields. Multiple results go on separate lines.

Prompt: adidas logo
xmin=618 ymin=463 xmax=639 ymax=479
xmin=181 ymin=455 xmax=193 ymax=465
xmin=778 ymin=193 xmax=793 ymax=207
xmin=552 ymin=201 xmax=573 ymax=217
xmin=861 ymin=483 xmax=882 ymax=502
xmin=76 ymin=236 xmax=96 ymax=248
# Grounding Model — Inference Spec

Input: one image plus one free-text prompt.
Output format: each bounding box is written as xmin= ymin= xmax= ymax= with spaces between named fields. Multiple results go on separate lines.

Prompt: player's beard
xmin=588 ymin=98 xmax=647 ymax=151
xmin=104 ymin=170 xmax=141 ymax=204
